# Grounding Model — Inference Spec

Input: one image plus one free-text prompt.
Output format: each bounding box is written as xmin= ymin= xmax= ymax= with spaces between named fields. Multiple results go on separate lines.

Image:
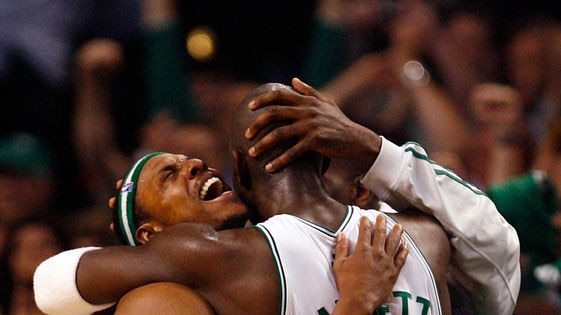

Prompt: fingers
xmin=385 ymin=223 xmax=403 ymax=256
xmin=245 ymin=105 xmax=304 ymax=140
xmin=371 ymin=215 xmax=386 ymax=254
xmin=247 ymin=85 xmax=308 ymax=111
xmin=245 ymin=82 xmax=319 ymax=140
xmin=333 ymin=214 xmax=409 ymax=312
xmin=108 ymin=179 xmax=123 ymax=209
xmin=292 ymin=77 xmax=335 ymax=104
xmin=358 ymin=215 xmax=408 ymax=264
xmin=356 ymin=217 xmax=374 ymax=248
xmin=249 ymin=126 xmax=312 ymax=172
xmin=386 ymin=223 xmax=408 ymax=272
xmin=292 ymin=78 xmax=320 ymax=99
xmin=263 ymin=141 xmax=309 ymax=173
xmin=394 ymin=242 xmax=409 ymax=271
xmin=333 ymin=232 xmax=350 ymax=268
xmin=244 ymin=78 xmax=350 ymax=172
xmin=108 ymin=197 xmax=117 ymax=209
xmin=245 ymin=104 xmax=318 ymax=172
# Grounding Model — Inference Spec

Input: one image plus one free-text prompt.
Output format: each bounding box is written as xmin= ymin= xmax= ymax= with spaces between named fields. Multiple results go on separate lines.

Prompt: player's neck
xmin=257 ymin=170 xmax=347 ymax=228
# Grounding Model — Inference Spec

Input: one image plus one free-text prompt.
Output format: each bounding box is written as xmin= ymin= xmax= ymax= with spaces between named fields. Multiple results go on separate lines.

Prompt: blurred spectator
xmin=177 ymin=0 xmax=314 ymax=83
xmin=301 ymin=0 xmax=400 ymax=89
xmin=0 ymin=219 xmax=68 ymax=315
xmin=0 ymin=0 xmax=145 ymax=216
xmin=0 ymin=132 xmax=59 ymax=286
xmin=466 ymin=82 xmax=530 ymax=187
xmin=141 ymin=0 xmax=257 ymax=165
xmin=72 ymin=38 xmax=135 ymax=205
xmin=137 ymin=114 xmax=229 ymax=178
xmin=301 ymin=0 xmax=392 ymax=88
xmin=0 ymin=1 xmax=83 ymax=147
xmin=0 ymin=132 xmax=56 ymax=225
xmin=485 ymin=115 xmax=561 ymax=314
xmin=427 ymin=3 xmax=501 ymax=113
xmin=502 ymin=17 xmax=561 ymax=145
xmin=71 ymin=1 xmax=256 ymax=206
xmin=488 ymin=178 xmax=561 ymax=315
xmin=466 ymin=15 xmax=561 ymax=186
xmin=466 ymin=82 xmax=560 ymax=315
xmin=488 ymin=171 xmax=558 ymax=288
xmin=63 ymin=205 xmax=120 ymax=248
xmin=141 ymin=0 xmax=198 ymax=122
xmin=301 ymin=0 xmax=471 ymax=156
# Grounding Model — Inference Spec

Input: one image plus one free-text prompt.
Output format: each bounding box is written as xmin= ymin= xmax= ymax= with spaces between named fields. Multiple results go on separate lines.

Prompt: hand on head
xmin=107 ymin=179 xmax=123 ymax=234
xmin=245 ymin=78 xmax=381 ymax=173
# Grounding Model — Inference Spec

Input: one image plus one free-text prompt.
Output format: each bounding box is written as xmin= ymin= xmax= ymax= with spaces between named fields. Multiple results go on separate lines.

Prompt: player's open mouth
xmin=200 ymin=177 xmax=226 ymax=201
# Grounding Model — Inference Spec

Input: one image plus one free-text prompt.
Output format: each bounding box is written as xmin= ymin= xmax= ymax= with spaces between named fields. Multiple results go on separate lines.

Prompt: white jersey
xmin=362 ymin=137 xmax=520 ymax=315
xmin=255 ymin=205 xmax=443 ymax=315
xmin=33 ymin=137 xmax=520 ymax=315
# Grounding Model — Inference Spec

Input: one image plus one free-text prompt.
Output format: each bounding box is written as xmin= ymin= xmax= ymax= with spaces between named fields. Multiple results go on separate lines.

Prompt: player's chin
xmin=207 ymin=192 xmax=249 ymax=229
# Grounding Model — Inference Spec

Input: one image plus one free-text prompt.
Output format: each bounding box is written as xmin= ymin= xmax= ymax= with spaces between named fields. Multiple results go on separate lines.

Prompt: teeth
xmin=200 ymin=177 xmax=223 ymax=200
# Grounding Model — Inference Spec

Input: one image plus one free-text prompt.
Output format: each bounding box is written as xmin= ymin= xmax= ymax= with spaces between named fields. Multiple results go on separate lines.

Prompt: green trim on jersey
xmin=384 ymin=214 xmax=442 ymax=315
xmin=255 ymin=206 xmax=443 ymax=315
xmin=254 ymin=225 xmax=287 ymax=315
xmin=404 ymin=144 xmax=486 ymax=196
xmin=282 ymin=206 xmax=353 ymax=236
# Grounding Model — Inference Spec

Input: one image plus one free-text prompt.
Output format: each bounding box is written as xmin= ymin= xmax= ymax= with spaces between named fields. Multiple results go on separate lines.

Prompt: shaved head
xmin=228 ymin=83 xmax=324 ymax=222
xmin=229 ymin=83 xmax=294 ymax=169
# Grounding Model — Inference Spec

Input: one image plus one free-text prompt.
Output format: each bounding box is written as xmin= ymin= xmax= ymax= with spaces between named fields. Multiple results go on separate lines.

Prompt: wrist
xmin=353 ymin=126 xmax=381 ymax=171
xmin=333 ymin=296 xmax=376 ymax=315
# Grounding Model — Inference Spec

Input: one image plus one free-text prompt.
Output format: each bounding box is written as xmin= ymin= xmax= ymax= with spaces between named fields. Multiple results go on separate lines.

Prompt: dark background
xmin=178 ymin=0 xmax=317 ymax=82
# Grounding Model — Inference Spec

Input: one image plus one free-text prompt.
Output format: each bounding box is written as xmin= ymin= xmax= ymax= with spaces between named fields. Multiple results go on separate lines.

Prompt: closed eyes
xmin=162 ymin=164 xmax=178 ymax=180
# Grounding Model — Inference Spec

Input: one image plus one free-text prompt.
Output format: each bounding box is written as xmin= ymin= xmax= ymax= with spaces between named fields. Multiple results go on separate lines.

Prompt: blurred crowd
xmin=0 ymin=0 xmax=560 ymax=314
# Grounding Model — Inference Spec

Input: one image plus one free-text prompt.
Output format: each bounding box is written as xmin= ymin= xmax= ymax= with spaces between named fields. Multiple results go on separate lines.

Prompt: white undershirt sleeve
xmin=361 ymin=137 xmax=521 ymax=315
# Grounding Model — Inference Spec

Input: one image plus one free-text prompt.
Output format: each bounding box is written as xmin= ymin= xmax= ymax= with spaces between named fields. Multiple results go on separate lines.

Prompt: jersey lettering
xmin=317 ymin=291 xmax=432 ymax=315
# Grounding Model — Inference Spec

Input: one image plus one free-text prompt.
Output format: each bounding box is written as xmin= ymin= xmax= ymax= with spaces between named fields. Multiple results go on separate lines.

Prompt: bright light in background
xmin=186 ymin=26 xmax=216 ymax=62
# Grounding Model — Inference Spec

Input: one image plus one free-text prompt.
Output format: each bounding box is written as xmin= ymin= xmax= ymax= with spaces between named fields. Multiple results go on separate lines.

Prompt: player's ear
xmin=321 ymin=157 xmax=331 ymax=175
xmin=232 ymin=149 xmax=251 ymax=191
xmin=352 ymin=179 xmax=375 ymax=209
xmin=109 ymin=223 xmax=115 ymax=233
xmin=136 ymin=222 xmax=163 ymax=245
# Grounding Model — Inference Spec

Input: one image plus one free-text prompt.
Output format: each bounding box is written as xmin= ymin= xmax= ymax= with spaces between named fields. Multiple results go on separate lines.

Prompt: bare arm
xmin=72 ymin=39 xmax=131 ymax=203
xmin=77 ymin=223 xmax=242 ymax=304
xmin=111 ymin=216 xmax=409 ymax=315
xmin=34 ymin=224 xmax=265 ymax=314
